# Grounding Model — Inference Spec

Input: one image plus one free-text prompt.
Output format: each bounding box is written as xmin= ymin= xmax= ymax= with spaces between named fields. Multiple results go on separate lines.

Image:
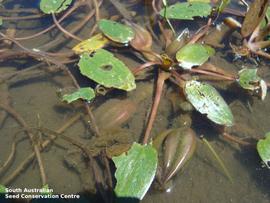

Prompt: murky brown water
xmin=0 ymin=0 xmax=270 ymax=203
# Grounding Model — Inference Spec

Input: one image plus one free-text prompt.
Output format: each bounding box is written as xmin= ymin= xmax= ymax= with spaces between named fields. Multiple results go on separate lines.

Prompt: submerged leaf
xmin=257 ymin=132 xmax=270 ymax=169
xmin=72 ymin=34 xmax=109 ymax=54
xmin=113 ymin=143 xmax=158 ymax=200
xmin=184 ymin=80 xmax=234 ymax=126
xmin=129 ymin=23 xmax=152 ymax=51
xmin=78 ymin=49 xmax=136 ymax=91
xmin=62 ymin=87 xmax=95 ymax=103
xmin=160 ymin=2 xmax=212 ymax=20
xmin=176 ymin=44 xmax=215 ymax=69
xmin=98 ymin=19 xmax=135 ymax=44
xmin=241 ymin=0 xmax=269 ymax=37
xmin=40 ymin=0 xmax=72 ymax=14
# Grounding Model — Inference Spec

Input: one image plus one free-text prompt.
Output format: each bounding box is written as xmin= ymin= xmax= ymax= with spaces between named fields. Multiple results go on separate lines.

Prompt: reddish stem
xmin=14 ymin=1 xmax=83 ymax=41
xmin=188 ymin=18 xmax=212 ymax=44
xmin=223 ymin=132 xmax=254 ymax=146
xmin=52 ymin=13 xmax=82 ymax=42
xmin=132 ymin=61 xmax=162 ymax=75
xmin=189 ymin=68 xmax=236 ymax=81
xmin=143 ymin=71 xmax=171 ymax=144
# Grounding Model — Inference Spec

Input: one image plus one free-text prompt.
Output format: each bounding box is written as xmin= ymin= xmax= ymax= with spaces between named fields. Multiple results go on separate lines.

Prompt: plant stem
xmin=0 ymin=103 xmax=47 ymax=186
xmin=189 ymin=68 xmax=236 ymax=81
xmin=2 ymin=113 xmax=81 ymax=185
xmin=201 ymin=136 xmax=233 ymax=183
xmin=132 ymin=61 xmax=162 ymax=75
xmin=143 ymin=70 xmax=170 ymax=144
xmin=162 ymin=0 xmax=176 ymax=35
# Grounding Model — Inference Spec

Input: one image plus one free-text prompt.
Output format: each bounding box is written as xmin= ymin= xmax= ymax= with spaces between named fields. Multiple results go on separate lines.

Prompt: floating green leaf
xmin=113 ymin=143 xmax=158 ymax=200
xmin=160 ymin=2 xmax=212 ymax=20
xmin=78 ymin=49 xmax=136 ymax=91
xmin=62 ymin=87 xmax=95 ymax=103
xmin=176 ymin=44 xmax=215 ymax=69
xmin=0 ymin=184 xmax=6 ymax=193
xmin=72 ymin=33 xmax=109 ymax=54
xmin=238 ymin=68 xmax=260 ymax=90
xmin=98 ymin=19 xmax=135 ymax=44
xmin=257 ymin=132 xmax=270 ymax=169
xmin=40 ymin=0 xmax=72 ymax=14
xmin=184 ymin=80 xmax=234 ymax=126
xmin=238 ymin=68 xmax=267 ymax=100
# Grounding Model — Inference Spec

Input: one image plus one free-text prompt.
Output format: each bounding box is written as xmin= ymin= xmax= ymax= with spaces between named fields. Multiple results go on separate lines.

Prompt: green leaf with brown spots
xmin=78 ymin=49 xmax=136 ymax=91
xmin=160 ymin=2 xmax=212 ymax=20
xmin=184 ymin=80 xmax=234 ymax=126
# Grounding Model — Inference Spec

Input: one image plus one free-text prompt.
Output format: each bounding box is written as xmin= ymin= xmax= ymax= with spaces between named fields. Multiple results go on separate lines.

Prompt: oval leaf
xmin=184 ymin=80 xmax=234 ymax=126
xmin=72 ymin=33 xmax=109 ymax=54
xmin=176 ymin=44 xmax=215 ymax=69
xmin=98 ymin=19 xmax=135 ymax=44
xmin=257 ymin=132 xmax=270 ymax=169
xmin=40 ymin=0 xmax=72 ymax=14
xmin=62 ymin=87 xmax=95 ymax=103
xmin=113 ymin=143 xmax=158 ymax=200
xmin=238 ymin=68 xmax=260 ymax=90
xmin=160 ymin=2 xmax=212 ymax=20
xmin=78 ymin=49 xmax=136 ymax=91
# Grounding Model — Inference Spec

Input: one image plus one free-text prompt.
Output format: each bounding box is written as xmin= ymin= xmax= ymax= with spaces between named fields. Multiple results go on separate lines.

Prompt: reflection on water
xmin=0 ymin=0 xmax=270 ymax=203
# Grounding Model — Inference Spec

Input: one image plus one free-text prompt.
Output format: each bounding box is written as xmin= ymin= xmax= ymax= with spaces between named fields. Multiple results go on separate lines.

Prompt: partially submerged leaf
xmin=78 ymin=49 xmax=136 ymax=91
xmin=40 ymin=0 xmax=72 ymax=14
xmin=257 ymin=132 xmax=270 ymax=169
xmin=184 ymin=80 xmax=234 ymax=126
xmin=62 ymin=87 xmax=95 ymax=103
xmin=129 ymin=23 xmax=152 ymax=52
xmin=113 ymin=143 xmax=158 ymax=200
xmin=241 ymin=0 xmax=269 ymax=37
xmin=176 ymin=44 xmax=215 ymax=69
xmin=160 ymin=2 xmax=212 ymax=20
xmin=98 ymin=19 xmax=135 ymax=44
xmin=72 ymin=33 xmax=109 ymax=54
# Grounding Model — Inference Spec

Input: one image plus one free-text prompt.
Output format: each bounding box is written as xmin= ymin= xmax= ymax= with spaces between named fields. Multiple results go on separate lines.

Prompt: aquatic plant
xmin=0 ymin=0 xmax=269 ymax=201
